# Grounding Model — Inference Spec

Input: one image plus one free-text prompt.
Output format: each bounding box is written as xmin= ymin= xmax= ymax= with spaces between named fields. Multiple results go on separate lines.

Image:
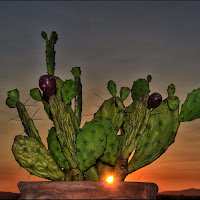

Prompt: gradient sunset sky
xmin=1 ymin=1 xmax=200 ymax=193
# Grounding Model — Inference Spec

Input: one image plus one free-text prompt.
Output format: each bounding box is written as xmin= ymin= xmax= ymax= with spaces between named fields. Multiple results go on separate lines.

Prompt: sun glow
xmin=106 ymin=175 xmax=114 ymax=184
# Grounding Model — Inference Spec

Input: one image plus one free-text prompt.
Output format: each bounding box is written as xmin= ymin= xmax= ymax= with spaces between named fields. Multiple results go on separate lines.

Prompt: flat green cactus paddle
xmin=95 ymin=117 xmax=119 ymax=166
xmin=120 ymin=87 xmax=130 ymax=101
xmin=61 ymin=79 xmax=77 ymax=104
xmin=12 ymin=135 xmax=65 ymax=181
xmin=131 ymin=75 xmax=152 ymax=102
xmin=128 ymin=97 xmax=180 ymax=173
xmin=107 ymin=80 xmax=117 ymax=97
xmin=76 ymin=120 xmax=107 ymax=172
xmin=94 ymin=80 xmax=125 ymax=129
xmin=179 ymin=88 xmax=200 ymax=122
xmin=47 ymin=127 xmax=69 ymax=171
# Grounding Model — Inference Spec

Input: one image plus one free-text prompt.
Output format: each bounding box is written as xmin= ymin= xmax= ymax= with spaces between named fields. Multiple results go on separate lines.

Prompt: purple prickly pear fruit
xmin=39 ymin=74 xmax=56 ymax=97
xmin=148 ymin=92 xmax=162 ymax=109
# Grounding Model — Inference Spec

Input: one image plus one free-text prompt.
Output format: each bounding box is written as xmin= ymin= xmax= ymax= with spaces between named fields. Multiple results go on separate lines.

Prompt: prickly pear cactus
xmin=6 ymin=30 xmax=200 ymax=183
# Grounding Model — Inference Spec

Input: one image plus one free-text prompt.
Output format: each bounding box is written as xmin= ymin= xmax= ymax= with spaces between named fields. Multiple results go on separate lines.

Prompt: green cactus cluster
xmin=6 ymin=31 xmax=200 ymax=182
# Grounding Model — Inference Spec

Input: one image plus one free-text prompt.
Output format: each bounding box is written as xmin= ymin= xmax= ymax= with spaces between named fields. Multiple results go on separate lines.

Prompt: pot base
xmin=18 ymin=181 xmax=158 ymax=199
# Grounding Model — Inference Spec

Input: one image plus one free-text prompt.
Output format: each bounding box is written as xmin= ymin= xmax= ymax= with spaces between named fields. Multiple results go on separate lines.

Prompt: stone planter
xmin=18 ymin=181 xmax=158 ymax=199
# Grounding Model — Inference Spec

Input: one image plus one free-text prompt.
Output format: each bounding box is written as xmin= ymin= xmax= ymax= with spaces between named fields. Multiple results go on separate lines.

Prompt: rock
xmin=18 ymin=181 xmax=158 ymax=199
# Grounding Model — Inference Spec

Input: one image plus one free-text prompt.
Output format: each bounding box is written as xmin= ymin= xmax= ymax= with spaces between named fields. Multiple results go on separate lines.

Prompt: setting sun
xmin=106 ymin=175 xmax=114 ymax=184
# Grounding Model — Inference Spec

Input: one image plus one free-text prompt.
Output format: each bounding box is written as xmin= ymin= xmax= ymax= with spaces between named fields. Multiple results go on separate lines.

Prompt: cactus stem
xmin=15 ymin=101 xmax=42 ymax=143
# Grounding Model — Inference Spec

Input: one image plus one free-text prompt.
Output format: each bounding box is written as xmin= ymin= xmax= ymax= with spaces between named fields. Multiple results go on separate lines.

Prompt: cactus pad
xmin=6 ymin=97 xmax=17 ymax=108
xmin=49 ymin=95 xmax=79 ymax=169
xmin=30 ymin=88 xmax=42 ymax=101
xmin=61 ymin=79 xmax=77 ymax=104
xmin=128 ymin=98 xmax=180 ymax=173
xmin=41 ymin=31 xmax=48 ymax=41
xmin=55 ymin=76 xmax=64 ymax=89
xmin=120 ymin=87 xmax=130 ymax=101
xmin=49 ymin=31 xmax=58 ymax=44
xmin=179 ymin=88 xmax=200 ymax=122
xmin=131 ymin=75 xmax=151 ymax=102
xmin=7 ymin=89 xmax=19 ymax=103
xmin=76 ymin=120 xmax=107 ymax=171
xmin=54 ymin=76 xmax=64 ymax=101
xmin=167 ymin=96 xmax=180 ymax=111
xmin=120 ymin=94 xmax=149 ymax=158
xmin=97 ymin=117 xmax=119 ymax=166
xmin=71 ymin=67 xmax=81 ymax=78
xmin=47 ymin=127 xmax=69 ymax=171
xmin=167 ymin=84 xmax=175 ymax=97
xmin=12 ymin=135 xmax=65 ymax=181
xmin=107 ymin=80 xmax=117 ymax=97
xmin=15 ymin=101 xmax=42 ymax=142
xmin=94 ymin=97 xmax=124 ymax=129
